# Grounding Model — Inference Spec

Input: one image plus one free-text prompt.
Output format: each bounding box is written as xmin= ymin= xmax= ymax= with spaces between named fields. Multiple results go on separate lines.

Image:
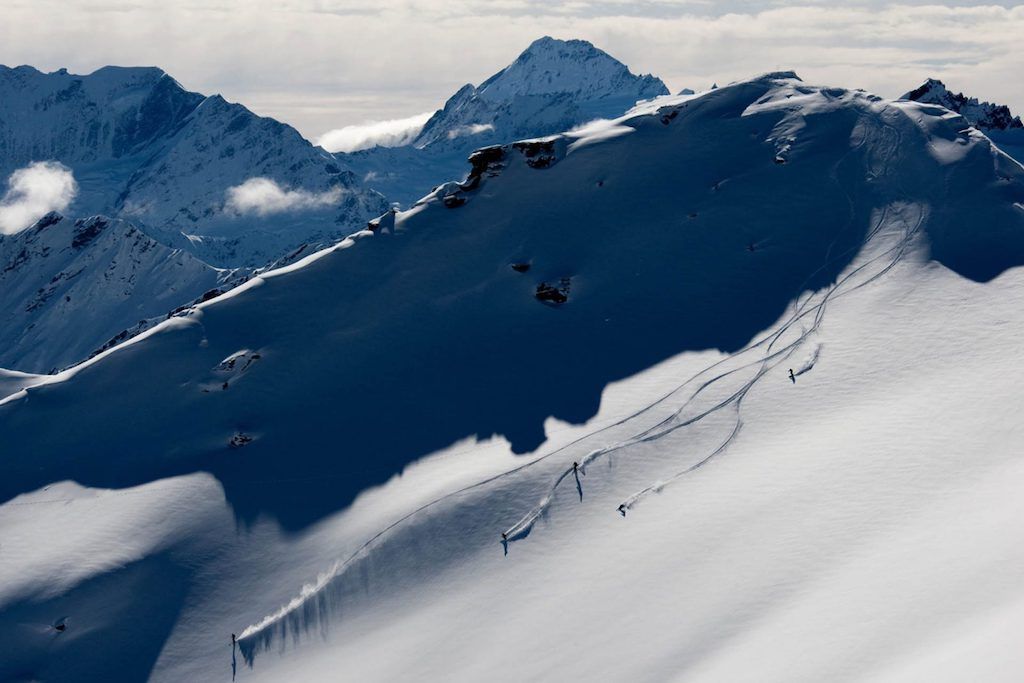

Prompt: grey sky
xmin=2 ymin=1 xmax=1022 ymax=142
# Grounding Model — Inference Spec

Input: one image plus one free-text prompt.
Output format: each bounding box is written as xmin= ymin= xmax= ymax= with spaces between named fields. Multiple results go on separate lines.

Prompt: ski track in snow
xmin=237 ymin=111 xmax=928 ymax=660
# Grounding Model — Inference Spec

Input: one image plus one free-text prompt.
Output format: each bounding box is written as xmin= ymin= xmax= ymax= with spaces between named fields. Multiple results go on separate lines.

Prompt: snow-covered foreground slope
xmin=0 ymin=213 xmax=225 ymax=372
xmin=3 ymin=73 xmax=1024 ymax=682
xmin=342 ymin=37 xmax=669 ymax=206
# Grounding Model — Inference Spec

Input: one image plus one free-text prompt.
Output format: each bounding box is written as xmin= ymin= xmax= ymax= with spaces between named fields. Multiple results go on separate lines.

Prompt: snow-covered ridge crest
xmin=902 ymin=78 xmax=1023 ymax=131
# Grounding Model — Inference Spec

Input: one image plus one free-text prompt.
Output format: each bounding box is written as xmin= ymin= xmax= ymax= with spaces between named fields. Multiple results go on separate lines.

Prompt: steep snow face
xmin=0 ymin=212 xmax=222 ymax=372
xmin=3 ymin=74 xmax=1024 ymax=682
xmin=901 ymin=78 xmax=1024 ymax=168
xmin=343 ymin=37 xmax=669 ymax=205
xmin=903 ymin=79 xmax=1023 ymax=131
xmin=0 ymin=66 xmax=388 ymax=267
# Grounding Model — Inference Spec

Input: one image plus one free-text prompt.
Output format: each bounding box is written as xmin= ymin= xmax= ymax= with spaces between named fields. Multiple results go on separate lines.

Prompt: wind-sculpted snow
xmin=4 ymin=73 xmax=1024 ymax=681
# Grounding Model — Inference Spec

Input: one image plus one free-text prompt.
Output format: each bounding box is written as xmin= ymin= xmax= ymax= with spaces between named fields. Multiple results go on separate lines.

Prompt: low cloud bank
xmin=225 ymin=178 xmax=343 ymax=216
xmin=317 ymin=112 xmax=434 ymax=153
xmin=0 ymin=161 xmax=78 ymax=235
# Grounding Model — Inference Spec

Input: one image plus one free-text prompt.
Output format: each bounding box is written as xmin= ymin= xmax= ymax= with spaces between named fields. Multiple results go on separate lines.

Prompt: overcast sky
xmin=3 ymin=1 xmax=1022 ymax=143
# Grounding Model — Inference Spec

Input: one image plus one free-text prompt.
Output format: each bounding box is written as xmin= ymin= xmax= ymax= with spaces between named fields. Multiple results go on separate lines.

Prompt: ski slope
xmin=2 ymin=72 xmax=1024 ymax=682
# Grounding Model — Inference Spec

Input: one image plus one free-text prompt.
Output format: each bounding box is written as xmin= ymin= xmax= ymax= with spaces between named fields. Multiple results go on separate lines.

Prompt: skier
xmin=572 ymin=461 xmax=579 ymax=473
xmin=617 ymin=504 xmax=627 ymax=516
xmin=500 ymin=532 xmax=507 ymax=541
xmin=788 ymin=368 xmax=796 ymax=384
xmin=54 ymin=622 xmax=66 ymax=633
xmin=231 ymin=633 xmax=237 ymax=646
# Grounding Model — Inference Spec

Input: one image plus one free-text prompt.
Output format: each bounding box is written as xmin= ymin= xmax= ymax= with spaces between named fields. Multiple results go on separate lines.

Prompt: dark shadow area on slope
xmin=186 ymin=119 xmax=875 ymax=532
xmin=888 ymin=103 xmax=1024 ymax=283
xmin=922 ymin=143 xmax=1024 ymax=282
xmin=3 ymin=80 xmax=1024 ymax=536
xmin=0 ymin=556 xmax=189 ymax=682
xmin=0 ymin=89 xmax=892 ymax=532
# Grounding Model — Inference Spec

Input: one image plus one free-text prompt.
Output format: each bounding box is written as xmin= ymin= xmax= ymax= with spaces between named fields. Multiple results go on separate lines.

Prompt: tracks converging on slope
xmin=237 ymin=111 xmax=924 ymax=662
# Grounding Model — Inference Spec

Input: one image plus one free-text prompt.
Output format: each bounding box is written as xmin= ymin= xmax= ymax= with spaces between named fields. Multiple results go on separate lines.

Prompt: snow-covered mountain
xmin=0 ymin=212 xmax=224 ymax=372
xmin=3 ymin=72 xmax=1024 ymax=682
xmin=0 ymin=65 xmax=388 ymax=267
xmin=902 ymin=78 xmax=1023 ymax=131
xmin=902 ymin=78 xmax=1024 ymax=166
xmin=342 ymin=37 xmax=669 ymax=205
xmin=414 ymin=36 xmax=668 ymax=147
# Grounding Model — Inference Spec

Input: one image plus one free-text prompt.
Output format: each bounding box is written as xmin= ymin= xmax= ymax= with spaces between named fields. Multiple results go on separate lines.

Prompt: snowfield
xmin=2 ymin=72 xmax=1024 ymax=682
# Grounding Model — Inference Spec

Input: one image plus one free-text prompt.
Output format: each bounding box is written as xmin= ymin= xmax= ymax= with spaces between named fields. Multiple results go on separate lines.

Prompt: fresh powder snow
xmin=2 ymin=71 xmax=1024 ymax=682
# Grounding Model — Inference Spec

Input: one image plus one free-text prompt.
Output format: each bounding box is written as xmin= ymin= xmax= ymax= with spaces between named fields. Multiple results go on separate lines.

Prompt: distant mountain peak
xmin=475 ymin=36 xmax=666 ymax=103
xmin=411 ymin=37 xmax=668 ymax=150
xmin=902 ymin=78 xmax=1022 ymax=131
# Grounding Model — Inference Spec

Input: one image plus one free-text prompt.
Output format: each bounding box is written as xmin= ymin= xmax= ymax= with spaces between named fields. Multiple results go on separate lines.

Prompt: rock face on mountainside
xmin=902 ymin=78 xmax=1023 ymax=131
xmin=342 ymin=37 xmax=669 ymax=205
xmin=0 ymin=65 xmax=388 ymax=267
xmin=0 ymin=212 xmax=222 ymax=372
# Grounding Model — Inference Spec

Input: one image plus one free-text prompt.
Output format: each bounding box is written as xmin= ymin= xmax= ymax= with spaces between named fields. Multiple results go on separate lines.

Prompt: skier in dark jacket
xmin=788 ymin=368 xmax=796 ymax=384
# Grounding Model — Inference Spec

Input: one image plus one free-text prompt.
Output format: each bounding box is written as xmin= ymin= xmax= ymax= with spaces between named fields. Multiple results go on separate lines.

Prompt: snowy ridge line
xmin=0 ymin=480 xmax=199 ymax=507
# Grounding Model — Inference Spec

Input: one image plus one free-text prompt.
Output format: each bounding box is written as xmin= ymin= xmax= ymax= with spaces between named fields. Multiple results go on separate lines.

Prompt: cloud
xmin=446 ymin=123 xmax=496 ymax=140
xmin=0 ymin=161 xmax=78 ymax=235
xmin=317 ymin=112 xmax=434 ymax=153
xmin=4 ymin=2 xmax=1024 ymax=137
xmin=225 ymin=178 xmax=343 ymax=216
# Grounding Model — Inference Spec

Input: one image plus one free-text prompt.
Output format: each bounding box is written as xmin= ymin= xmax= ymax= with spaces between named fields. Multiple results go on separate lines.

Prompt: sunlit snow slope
xmin=3 ymin=73 xmax=1024 ymax=682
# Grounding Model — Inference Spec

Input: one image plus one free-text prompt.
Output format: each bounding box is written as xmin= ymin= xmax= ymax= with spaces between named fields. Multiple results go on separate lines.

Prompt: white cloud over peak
xmin=225 ymin=178 xmax=343 ymax=216
xmin=446 ymin=123 xmax=495 ymax=140
xmin=316 ymin=111 xmax=434 ymax=153
xmin=0 ymin=161 xmax=78 ymax=235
